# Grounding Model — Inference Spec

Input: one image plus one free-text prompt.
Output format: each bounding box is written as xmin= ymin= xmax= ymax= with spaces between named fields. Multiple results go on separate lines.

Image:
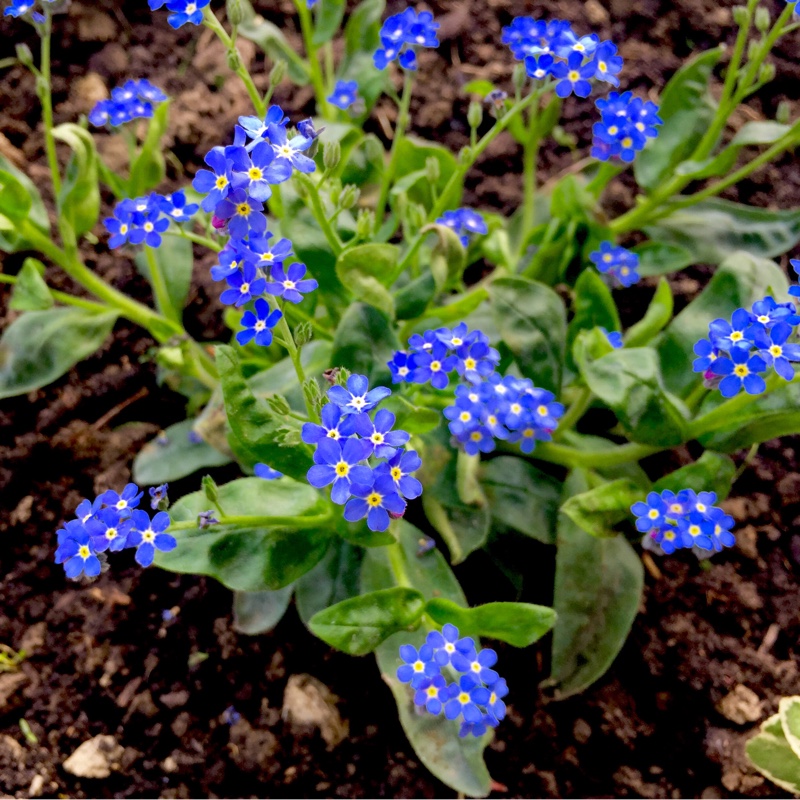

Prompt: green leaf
xmin=394 ymin=272 xmax=436 ymax=320
xmin=295 ymin=540 xmax=362 ymax=625
xmin=425 ymin=598 xmax=556 ymax=648
xmin=335 ymin=243 xmax=399 ymax=318
xmin=633 ymin=241 xmax=694 ymax=277
xmin=134 ymin=236 xmax=193 ymax=321
xmin=489 ymin=276 xmax=566 ymax=393
xmin=0 ymin=308 xmax=117 ymax=400
xmin=129 ymin=102 xmax=170 ymax=197
xmin=239 ymin=14 xmax=310 ymax=85
xmin=567 ymin=269 xmax=621 ymax=368
xmin=423 ymin=289 xmax=490 ymax=327
xmin=462 ymin=79 xmax=496 ymax=98
xmin=155 ymin=477 xmax=332 ymax=591
xmin=0 ymin=155 xmax=49 ymax=252
xmin=132 ymin=418 xmax=232 ymax=485
xmin=52 ymin=123 xmax=100 ymax=238
xmin=309 ymin=587 xmax=425 ymax=655
xmin=360 ymin=522 xmax=491 ymax=798
xmin=746 ymin=716 xmax=800 ymax=796
xmin=577 ymin=346 xmax=687 ymax=446
xmin=480 ymin=456 xmax=561 ymax=544
xmin=658 ymin=251 xmax=789 ymax=396
xmin=419 ymin=424 xmax=490 ymax=564
xmin=312 ymin=0 xmax=345 ymax=44
xmin=9 ymin=258 xmax=53 ymax=311
xmin=646 ymin=199 xmax=800 ymax=264
xmin=394 ymin=137 xmax=461 ymax=212
xmin=624 ymin=278 xmax=674 ymax=348
xmin=216 ymin=345 xmax=314 ymax=481
xmin=696 ymin=379 xmax=800 ymax=453
xmin=634 ymin=47 xmax=723 ymax=192
xmin=343 ymin=0 xmax=385 ymax=58
xmin=330 ymin=302 xmax=399 ymax=384
xmin=426 ymin=224 xmax=467 ymax=291
xmin=548 ymin=470 xmax=644 ymax=699
xmin=559 ymin=477 xmax=642 ymax=539
xmin=652 ymin=451 xmax=735 ymax=500
xmin=233 ymin=585 xmax=294 ymax=635
xmin=780 ymin=696 xmax=800 ymax=761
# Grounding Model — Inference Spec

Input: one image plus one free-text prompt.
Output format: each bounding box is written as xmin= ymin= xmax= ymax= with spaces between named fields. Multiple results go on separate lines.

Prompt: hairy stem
xmin=294 ymin=0 xmax=331 ymax=117
xmin=39 ymin=16 xmax=61 ymax=197
xmin=144 ymin=245 xmax=180 ymax=324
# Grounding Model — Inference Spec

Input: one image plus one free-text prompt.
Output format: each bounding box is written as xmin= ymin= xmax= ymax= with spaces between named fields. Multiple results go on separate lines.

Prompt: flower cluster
xmin=502 ymin=17 xmax=623 ymax=98
xmin=387 ymin=324 xmax=500 ymax=390
xmin=88 ymin=79 xmax=167 ymax=128
xmin=54 ymin=482 xmax=176 ymax=578
xmin=601 ymin=327 xmax=623 ymax=349
xmin=631 ymin=489 xmax=735 ymax=555
xmin=328 ymin=80 xmax=360 ymax=111
xmin=149 ymin=0 xmax=210 ymax=29
xmin=589 ymin=241 xmax=640 ymax=287
xmin=191 ymin=107 xmax=319 ymax=339
xmin=3 ymin=0 xmax=55 ymax=23
xmin=436 ymin=208 xmax=488 ymax=248
xmin=397 ymin=624 xmax=508 ymax=738
xmin=692 ymin=297 xmax=800 ymax=397
xmin=304 ymin=375 xmax=422 ymax=532
xmin=104 ymin=191 xmax=198 ymax=249
xmin=444 ymin=374 xmax=564 ymax=456
xmin=373 ymin=7 xmax=440 ymax=71
xmin=591 ymin=91 xmax=663 ymax=163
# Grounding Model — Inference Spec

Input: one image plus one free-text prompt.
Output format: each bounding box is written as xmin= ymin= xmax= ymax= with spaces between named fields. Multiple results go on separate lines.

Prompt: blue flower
xmin=328 ymin=80 xmax=359 ymax=110
xmin=307 ymin=438 xmax=373 ymax=505
xmin=413 ymin=341 xmax=457 ymax=390
xmin=247 ymin=233 xmax=294 ymax=270
xmin=265 ymin=262 xmax=319 ymax=304
xmin=444 ymin=675 xmax=491 ymax=723
xmin=99 ymin=483 xmax=143 ymax=515
xmin=551 ymin=51 xmax=596 ymax=98
xmin=86 ymin=508 xmax=133 ymax=553
xmin=387 ymin=351 xmax=417 ymax=383
xmin=589 ymin=241 xmax=640 ymax=287
xmin=751 ymin=296 xmax=798 ymax=328
xmin=344 ymin=474 xmax=406 ymax=532
xmin=592 ymin=40 xmax=623 ymax=85
xmin=601 ymin=327 xmax=623 ymax=349
xmin=157 ymin=190 xmax=199 ymax=223
xmin=228 ymin=141 xmax=293 ymax=201
xmin=708 ymin=307 xmax=756 ymax=351
xmin=301 ymin=402 xmax=358 ymax=444
xmin=220 ymin=262 xmax=267 ymax=307
xmin=236 ymin=298 xmax=282 ymax=347
xmin=215 ymin=188 xmax=267 ymax=240
xmin=89 ymin=79 xmax=167 ymax=128
xmin=414 ymin=675 xmax=451 ymax=715
xmin=296 ymin=118 xmax=322 ymax=141
xmin=255 ymin=463 xmax=284 ymax=480
xmin=55 ymin=524 xmax=102 ymax=579
xmin=354 ymin=408 xmax=410 ymax=459
xmin=436 ymin=208 xmax=488 ymax=247
xmin=464 ymin=647 xmax=500 ymax=686
xmin=4 ymin=0 xmax=39 ymax=18
xmin=631 ymin=492 xmax=668 ymax=532
xmin=210 ymin=243 xmax=255 ymax=282
xmin=524 ymin=53 xmax=555 ymax=80
xmin=127 ymin=510 xmax=176 ymax=567
xmin=327 ymin=374 xmax=391 ymax=415
xmin=710 ymin=343 xmax=767 ymax=397
xmin=237 ymin=106 xmax=289 ymax=145
xmin=104 ymin=201 xmax=139 ymax=249
xmin=373 ymin=7 xmax=439 ymax=70
xmin=755 ymin=321 xmax=800 ymax=381
xmin=396 ymin=643 xmax=439 ymax=688
xmin=192 ymin=147 xmax=235 ymax=213
xmin=708 ymin=508 xmax=736 ymax=551
xmin=692 ymin=338 xmax=719 ymax=374
xmin=459 ymin=714 xmax=497 ymax=739
xmin=486 ymin=678 xmax=509 ymax=723
xmin=165 ymin=0 xmax=209 ymax=29
xmin=267 ymin=123 xmax=316 ymax=174
xmin=455 ymin=340 xmax=500 ymax=384
xmin=426 ymin=623 xmax=475 ymax=667
xmin=128 ymin=205 xmax=169 ymax=248
xmin=592 ymin=91 xmax=662 ymax=163
xmin=375 ymin=449 xmax=423 ymax=500
xmin=678 ymin=512 xmax=714 ymax=551
xmin=149 ymin=483 xmax=169 ymax=511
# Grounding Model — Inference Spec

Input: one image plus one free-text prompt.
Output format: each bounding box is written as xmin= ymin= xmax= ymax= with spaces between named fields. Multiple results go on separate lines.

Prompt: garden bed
xmin=1 ymin=0 xmax=799 ymax=797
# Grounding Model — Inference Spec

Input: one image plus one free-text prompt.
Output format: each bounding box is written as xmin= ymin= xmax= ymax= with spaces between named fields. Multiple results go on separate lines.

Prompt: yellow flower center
xmin=537 ymin=405 xmax=548 ymax=416
xmin=335 ymin=461 xmax=350 ymax=477
xmin=215 ymin=176 xmax=228 ymax=190
xmin=568 ymin=70 xmax=580 ymax=81
xmin=430 ymin=361 xmax=442 ymax=372
xmin=79 ymin=545 xmax=91 ymax=558
xmin=119 ymin=224 xmax=128 ymax=234
xmin=730 ymin=331 xmax=744 ymax=342
xmin=390 ymin=467 xmax=402 ymax=481
xmin=459 ymin=411 xmax=472 ymax=423
xmin=413 ymin=660 xmax=424 ymax=672
xmin=105 ymin=528 xmax=118 ymax=540
xmin=248 ymin=167 xmax=263 ymax=181
xmin=426 ymin=686 xmax=438 ymax=698
xmin=327 ymin=429 xmax=340 ymax=439
xmin=622 ymin=137 xmax=633 ymax=148
xmin=144 ymin=222 xmax=154 ymax=232
xmin=648 ymin=509 xmax=659 ymax=519
xmin=236 ymin=203 xmax=250 ymax=217
xmin=458 ymin=692 xmax=470 ymax=704
xmin=770 ymin=345 xmax=783 ymax=357
xmin=734 ymin=364 xmax=749 ymax=378
xmin=371 ymin=433 xmax=384 ymax=444
xmin=522 ymin=428 xmax=535 ymax=438
xmin=367 ymin=492 xmax=383 ymax=508
xmin=240 ymin=283 xmax=250 ymax=294
xmin=470 ymin=431 xmax=482 ymax=442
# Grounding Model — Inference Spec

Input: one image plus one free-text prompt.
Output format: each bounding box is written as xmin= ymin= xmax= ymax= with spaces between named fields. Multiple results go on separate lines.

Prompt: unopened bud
xmin=323 ymin=140 xmax=341 ymax=170
xmin=295 ymin=322 xmax=313 ymax=346
xmin=408 ymin=202 xmax=427 ymax=231
xmin=303 ymin=376 xmax=322 ymax=410
xmin=458 ymin=145 xmax=473 ymax=164
xmin=732 ymin=5 xmax=750 ymax=26
xmin=328 ymin=177 xmax=342 ymax=206
xmin=339 ymin=184 xmax=360 ymax=210
xmin=356 ymin=208 xmax=374 ymax=240
xmin=226 ymin=48 xmax=242 ymax=72
xmin=226 ymin=0 xmax=246 ymax=27
xmin=425 ymin=156 xmax=440 ymax=184
xmin=512 ymin=62 xmax=528 ymax=93
xmin=15 ymin=43 xmax=33 ymax=69
xmin=777 ymin=100 xmax=791 ymax=124
xmin=202 ymin=475 xmax=220 ymax=508
xmin=270 ymin=59 xmax=287 ymax=87
xmin=277 ymin=427 xmax=301 ymax=447
xmin=467 ymin=100 xmax=483 ymax=130
xmin=754 ymin=5 xmax=771 ymax=32
xmin=747 ymin=39 xmax=759 ymax=60
xmin=267 ymin=393 xmax=291 ymax=416
xmin=334 ymin=368 xmax=351 ymax=387
xmin=758 ymin=62 xmax=776 ymax=84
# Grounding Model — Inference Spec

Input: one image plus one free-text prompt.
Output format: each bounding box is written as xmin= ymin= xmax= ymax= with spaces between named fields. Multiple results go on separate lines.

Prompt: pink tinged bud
xmin=389 ymin=510 xmax=406 ymax=520
xmin=211 ymin=215 xmax=225 ymax=229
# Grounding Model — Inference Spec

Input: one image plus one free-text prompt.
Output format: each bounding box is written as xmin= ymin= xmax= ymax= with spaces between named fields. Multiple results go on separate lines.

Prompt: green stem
xmin=374 ymin=70 xmax=414 ymax=234
xmin=0 ymin=273 xmax=109 ymax=312
xmin=732 ymin=442 xmax=759 ymax=483
xmin=295 ymin=173 xmax=343 ymax=255
xmin=276 ymin=311 xmax=318 ymax=422
xmin=39 ymin=15 xmax=61 ymax=197
xmin=144 ymin=245 xmax=180 ymax=324
xmin=202 ymin=7 xmax=265 ymax=117
xmin=164 ymin=228 xmax=223 ymax=252
xmin=521 ymin=105 xmax=540 ymax=241
xmin=169 ymin=510 xmax=332 ymax=533
xmin=526 ymin=440 xmax=662 ymax=469
xmin=554 ymin=386 xmax=593 ymax=436
xmin=294 ymin=0 xmax=330 ymax=117
xmin=387 ymin=538 xmax=412 ymax=588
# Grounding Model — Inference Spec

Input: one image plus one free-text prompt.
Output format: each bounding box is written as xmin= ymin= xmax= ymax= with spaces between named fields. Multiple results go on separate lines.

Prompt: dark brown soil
xmin=1 ymin=1 xmax=799 ymax=797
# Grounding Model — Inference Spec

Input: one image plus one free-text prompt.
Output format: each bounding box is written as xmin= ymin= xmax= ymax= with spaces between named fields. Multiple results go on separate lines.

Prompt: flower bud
xmin=15 ymin=43 xmax=33 ymax=69
xmin=277 ymin=427 xmax=301 ymax=447
xmin=323 ymin=140 xmax=341 ymax=170
xmin=512 ymin=62 xmax=528 ymax=94
xmin=295 ymin=322 xmax=313 ymax=347
xmin=732 ymin=5 xmax=750 ymax=26
xmin=202 ymin=475 xmax=220 ymax=508
xmin=267 ymin=393 xmax=291 ymax=416
xmin=408 ymin=202 xmax=427 ymax=231
xmin=754 ymin=5 xmax=771 ymax=32
xmin=777 ymin=100 xmax=791 ymax=124
xmin=467 ymin=100 xmax=483 ymax=130
xmin=328 ymin=177 xmax=342 ymax=206
xmin=226 ymin=0 xmax=246 ymax=27
xmin=425 ymin=156 xmax=440 ymax=185
xmin=339 ymin=184 xmax=360 ymax=210
xmin=303 ymin=376 xmax=322 ymax=410
xmin=270 ymin=59 xmax=287 ymax=87
xmin=758 ymin=62 xmax=776 ymax=84
xmin=211 ymin=215 xmax=226 ymax=229
xmin=356 ymin=209 xmax=374 ymax=240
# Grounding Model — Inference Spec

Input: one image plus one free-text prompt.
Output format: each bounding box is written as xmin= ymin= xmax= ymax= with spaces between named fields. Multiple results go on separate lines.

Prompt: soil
xmin=1 ymin=0 xmax=799 ymax=797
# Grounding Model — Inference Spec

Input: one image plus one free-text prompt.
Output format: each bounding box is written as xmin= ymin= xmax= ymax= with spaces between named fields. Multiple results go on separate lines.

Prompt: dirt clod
xmin=62 ymin=736 xmax=124 ymax=779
